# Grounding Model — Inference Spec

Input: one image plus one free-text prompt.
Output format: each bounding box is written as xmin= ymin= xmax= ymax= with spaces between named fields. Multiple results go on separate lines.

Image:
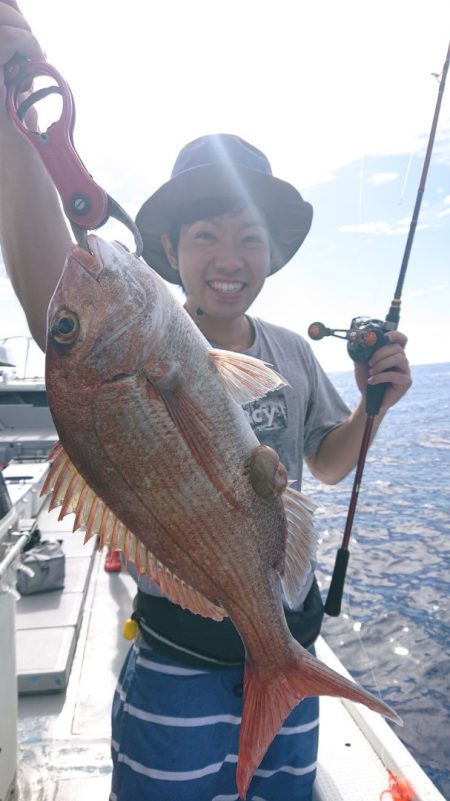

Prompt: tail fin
xmin=236 ymin=641 xmax=401 ymax=800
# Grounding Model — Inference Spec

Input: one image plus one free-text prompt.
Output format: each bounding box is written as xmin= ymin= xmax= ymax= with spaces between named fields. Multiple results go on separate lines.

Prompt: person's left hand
xmin=354 ymin=330 xmax=412 ymax=411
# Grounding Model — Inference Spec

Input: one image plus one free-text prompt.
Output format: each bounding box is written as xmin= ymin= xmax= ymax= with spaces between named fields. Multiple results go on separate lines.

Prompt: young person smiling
xmin=110 ymin=134 xmax=411 ymax=801
xmin=0 ymin=6 xmax=412 ymax=799
xmin=161 ymin=202 xmax=273 ymax=349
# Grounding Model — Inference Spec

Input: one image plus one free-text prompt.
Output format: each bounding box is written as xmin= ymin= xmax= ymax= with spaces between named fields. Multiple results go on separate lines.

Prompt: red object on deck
xmin=380 ymin=770 xmax=414 ymax=801
xmin=104 ymin=550 xmax=122 ymax=573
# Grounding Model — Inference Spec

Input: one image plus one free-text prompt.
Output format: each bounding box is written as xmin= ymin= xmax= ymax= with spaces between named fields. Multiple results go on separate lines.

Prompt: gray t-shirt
xmin=243 ymin=316 xmax=350 ymax=489
xmin=135 ymin=316 xmax=351 ymax=605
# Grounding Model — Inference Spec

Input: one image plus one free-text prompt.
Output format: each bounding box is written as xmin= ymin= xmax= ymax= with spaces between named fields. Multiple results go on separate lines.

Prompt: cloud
xmin=435 ymin=196 xmax=450 ymax=218
xmin=368 ymin=172 xmax=399 ymax=185
xmin=406 ymin=284 xmax=448 ymax=299
xmin=339 ymin=221 xmax=429 ymax=235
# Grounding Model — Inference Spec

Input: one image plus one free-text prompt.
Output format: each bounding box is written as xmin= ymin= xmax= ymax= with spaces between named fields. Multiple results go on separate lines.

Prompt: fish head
xmin=46 ymin=235 xmax=171 ymax=389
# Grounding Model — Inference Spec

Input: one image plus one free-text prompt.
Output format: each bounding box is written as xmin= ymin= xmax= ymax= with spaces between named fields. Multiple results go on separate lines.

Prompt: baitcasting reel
xmin=308 ymin=316 xmax=391 ymax=363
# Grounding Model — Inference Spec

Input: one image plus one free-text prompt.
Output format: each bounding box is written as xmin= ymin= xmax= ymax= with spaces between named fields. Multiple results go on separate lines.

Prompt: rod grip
xmin=365 ymin=381 xmax=386 ymax=416
xmin=324 ymin=547 xmax=350 ymax=617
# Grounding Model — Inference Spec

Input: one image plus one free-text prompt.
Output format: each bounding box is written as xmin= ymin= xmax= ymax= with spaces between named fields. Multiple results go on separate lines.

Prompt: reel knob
xmin=308 ymin=322 xmax=331 ymax=340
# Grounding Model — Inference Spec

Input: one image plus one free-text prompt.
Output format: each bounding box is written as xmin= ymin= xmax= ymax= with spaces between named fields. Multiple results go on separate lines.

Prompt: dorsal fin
xmin=209 ymin=349 xmax=287 ymax=404
xmin=41 ymin=443 xmax=227 ymax=621
xmin=281 ymin=486 xmax=317 ymax=607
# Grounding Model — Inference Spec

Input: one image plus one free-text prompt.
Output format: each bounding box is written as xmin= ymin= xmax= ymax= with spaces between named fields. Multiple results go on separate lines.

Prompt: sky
xmin=1 ymin=0 xmax=449 ymax=377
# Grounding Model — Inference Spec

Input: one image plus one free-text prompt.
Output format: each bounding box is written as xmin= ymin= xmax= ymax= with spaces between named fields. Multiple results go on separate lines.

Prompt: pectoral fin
xmin=145 ymin=372 xmax=240 ymax=509
xmin=209 ymin=349 xmax=287 ymax=404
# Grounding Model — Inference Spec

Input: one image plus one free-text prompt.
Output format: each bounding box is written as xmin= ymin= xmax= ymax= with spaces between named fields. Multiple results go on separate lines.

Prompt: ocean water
xmin=302 ymin=362 xmax=450 ymax=798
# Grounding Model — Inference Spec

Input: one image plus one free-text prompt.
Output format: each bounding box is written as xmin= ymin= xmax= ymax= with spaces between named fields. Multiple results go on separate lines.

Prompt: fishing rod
xmin=308 ymin=41 xmax=450 ymax=617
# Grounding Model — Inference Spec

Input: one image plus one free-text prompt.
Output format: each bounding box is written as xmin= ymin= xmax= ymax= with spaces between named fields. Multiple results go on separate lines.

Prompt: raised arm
xmin=0 ymin=0 xmax=73 ymax=350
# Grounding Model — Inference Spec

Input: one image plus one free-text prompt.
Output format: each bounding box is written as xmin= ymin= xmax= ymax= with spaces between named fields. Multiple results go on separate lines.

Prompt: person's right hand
xmin=0 ymin=1 xmax=44 ymax=112
xmin=0 ymin=1 xmax=44 ymax=131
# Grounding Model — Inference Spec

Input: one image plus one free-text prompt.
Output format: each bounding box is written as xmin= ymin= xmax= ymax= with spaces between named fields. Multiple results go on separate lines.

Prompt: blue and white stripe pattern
xmin=110 ymin=636 xmax=319 ymax=801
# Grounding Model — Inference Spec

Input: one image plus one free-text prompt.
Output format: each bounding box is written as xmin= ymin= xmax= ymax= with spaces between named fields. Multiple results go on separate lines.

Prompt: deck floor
xmin=16 ymin=546 xmax=135 ymax=801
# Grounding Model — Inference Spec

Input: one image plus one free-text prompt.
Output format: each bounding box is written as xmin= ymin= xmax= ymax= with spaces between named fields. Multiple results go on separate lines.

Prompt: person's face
xmin=161 ymin=203 xmax=272 ymax=321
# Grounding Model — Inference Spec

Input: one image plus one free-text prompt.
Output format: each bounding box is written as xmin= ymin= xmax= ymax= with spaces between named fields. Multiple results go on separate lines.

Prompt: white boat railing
xmin=0 ymin=335 xmax=45 ymax=381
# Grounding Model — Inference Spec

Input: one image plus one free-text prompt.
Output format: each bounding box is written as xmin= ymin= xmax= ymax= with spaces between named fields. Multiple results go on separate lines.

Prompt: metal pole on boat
xmin=0 ymin=532 xmax=32 ymax=581
xmin=325 ymin=40 xmax=450 ymax=617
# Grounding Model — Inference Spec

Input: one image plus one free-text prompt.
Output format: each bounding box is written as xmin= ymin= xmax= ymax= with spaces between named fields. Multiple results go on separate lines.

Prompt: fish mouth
xmin=70 ymin=246 xmax=105 ymax=281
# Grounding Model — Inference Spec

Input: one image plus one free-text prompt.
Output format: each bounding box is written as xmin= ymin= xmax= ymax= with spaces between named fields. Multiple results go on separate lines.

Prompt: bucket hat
xmin=135 ymin=133 xmax=313 ymax=284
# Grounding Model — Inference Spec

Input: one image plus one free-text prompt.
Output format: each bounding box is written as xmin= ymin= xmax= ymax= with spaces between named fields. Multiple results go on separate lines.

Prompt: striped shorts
xmin=110 ymin=636 xmax=319 ymax=801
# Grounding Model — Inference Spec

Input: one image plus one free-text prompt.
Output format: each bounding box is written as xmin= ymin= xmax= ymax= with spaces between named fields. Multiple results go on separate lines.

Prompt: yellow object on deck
xmin=122 ymin=618 xmax=138 ymax=640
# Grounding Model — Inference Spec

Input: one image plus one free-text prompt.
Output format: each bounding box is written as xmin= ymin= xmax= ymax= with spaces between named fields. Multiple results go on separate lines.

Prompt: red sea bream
xmin=43 ymin=235 xmax=400 ymax=800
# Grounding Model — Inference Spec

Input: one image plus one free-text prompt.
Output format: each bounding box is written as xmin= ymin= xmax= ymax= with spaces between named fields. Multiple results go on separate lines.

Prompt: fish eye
xmin=50 ymin=309 xmax=80 ymax=345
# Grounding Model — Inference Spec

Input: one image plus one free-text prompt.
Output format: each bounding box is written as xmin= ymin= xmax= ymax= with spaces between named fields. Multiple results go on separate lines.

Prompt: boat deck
xmin=16 ymin=538 xmax=134 ymax=801
xmin=16 ymin=508 xmax=96 ymax=696
xmin=0 ymin=466 xmax=446 ymax=801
